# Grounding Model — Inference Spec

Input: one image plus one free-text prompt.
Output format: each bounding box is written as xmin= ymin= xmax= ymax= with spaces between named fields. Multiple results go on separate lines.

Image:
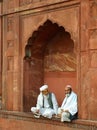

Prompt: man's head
xmin=40 ymin=85 xmax=49 ymax=95
xmin=65 ymin=85 xmax=72 ymax=97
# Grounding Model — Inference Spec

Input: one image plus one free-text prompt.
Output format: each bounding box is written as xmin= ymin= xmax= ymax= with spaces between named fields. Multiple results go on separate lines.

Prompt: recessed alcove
xmin=23 ymin=20 xmax=77 ymax=111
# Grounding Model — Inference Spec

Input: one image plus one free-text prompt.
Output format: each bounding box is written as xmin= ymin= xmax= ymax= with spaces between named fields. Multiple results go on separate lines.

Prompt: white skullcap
xmin=40 ymin=85 xmax=48 ymax=91
xmin=65 ymin=84 xmax=72 ymax=88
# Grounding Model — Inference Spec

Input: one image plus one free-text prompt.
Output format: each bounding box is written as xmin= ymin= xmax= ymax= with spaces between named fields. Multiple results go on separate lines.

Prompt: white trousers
xmin=58 ymin=107 xmax=71 ymax=122
xmin=31 ymin=107 xmax=55 ymax=119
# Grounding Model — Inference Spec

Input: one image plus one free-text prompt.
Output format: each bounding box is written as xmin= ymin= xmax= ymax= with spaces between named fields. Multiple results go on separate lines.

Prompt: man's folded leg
xmin=61 ymin=112 xmax=71 ymax=122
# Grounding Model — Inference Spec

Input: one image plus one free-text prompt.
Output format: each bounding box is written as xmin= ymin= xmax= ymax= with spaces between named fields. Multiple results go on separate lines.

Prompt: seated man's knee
xmin=31 ymin=107 xmax=33 ymax=112
xmin=31 ymin=107 xmax=36 ymax=112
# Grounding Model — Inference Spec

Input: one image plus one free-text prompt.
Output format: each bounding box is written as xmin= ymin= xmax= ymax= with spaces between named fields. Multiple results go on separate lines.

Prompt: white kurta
xmin=31 ymin=92 xmax=58 ymax=118
xmin=59 ymin=91 xmax=78 ymax=116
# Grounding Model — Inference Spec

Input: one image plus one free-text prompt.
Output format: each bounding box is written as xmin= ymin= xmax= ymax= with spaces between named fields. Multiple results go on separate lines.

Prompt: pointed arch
xmin=23 ymin=19 xmax=76 ymax=111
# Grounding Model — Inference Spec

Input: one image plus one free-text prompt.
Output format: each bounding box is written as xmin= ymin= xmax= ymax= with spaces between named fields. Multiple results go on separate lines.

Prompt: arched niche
xmin=23 ymin=19 xmax=76 ymax=111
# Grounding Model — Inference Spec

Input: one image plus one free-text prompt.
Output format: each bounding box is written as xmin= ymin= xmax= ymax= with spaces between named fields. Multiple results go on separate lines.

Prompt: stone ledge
xmin=0 ymin=110 xmax=97 ymax=129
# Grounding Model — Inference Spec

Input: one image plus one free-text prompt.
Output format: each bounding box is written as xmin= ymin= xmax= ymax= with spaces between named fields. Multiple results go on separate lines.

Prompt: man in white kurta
xmin=31 ymin=85 xmax=58 ymax=119
xmin=57 ymin=85 xmax=78 ymax=122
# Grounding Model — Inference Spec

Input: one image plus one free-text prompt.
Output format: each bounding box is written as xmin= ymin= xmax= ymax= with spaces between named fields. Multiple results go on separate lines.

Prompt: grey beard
xmin=66 ymin=93 xmax=70 ymax=97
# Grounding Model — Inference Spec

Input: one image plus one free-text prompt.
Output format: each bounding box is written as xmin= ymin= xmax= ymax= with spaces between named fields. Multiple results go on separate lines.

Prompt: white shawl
xmin=61 ymin=91 xmax=78 ymax=115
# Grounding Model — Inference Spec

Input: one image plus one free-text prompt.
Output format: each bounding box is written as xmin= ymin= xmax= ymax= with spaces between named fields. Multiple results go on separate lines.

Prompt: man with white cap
xmin=31 ymin=84 xmax=58 ymax=119
xmin=57 ymin=84 xmax=78 ymax=122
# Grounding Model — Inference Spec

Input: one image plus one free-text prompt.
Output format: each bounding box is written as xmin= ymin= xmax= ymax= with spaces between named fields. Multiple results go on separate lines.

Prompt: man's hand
xmin=64 ymin=110 xmax=69 ymax=113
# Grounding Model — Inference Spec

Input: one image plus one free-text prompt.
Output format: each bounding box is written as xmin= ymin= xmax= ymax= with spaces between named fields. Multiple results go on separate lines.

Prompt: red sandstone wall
xmin=0 ymin=3 xmax=2 ymax=97
xmin=1 ymin=0 xmax=97 ymax=122
xmin=2 ymin=0 xmax=79 ymax=112
xmin=44 ymin=72 xmax=77 ymax=106
xmin=80 ymin=0 xmax=97 ymax=120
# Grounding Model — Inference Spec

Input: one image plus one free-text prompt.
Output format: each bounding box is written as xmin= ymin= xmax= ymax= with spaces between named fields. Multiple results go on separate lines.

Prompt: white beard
xmin=66 ymin=93 xmax=70 ymax=98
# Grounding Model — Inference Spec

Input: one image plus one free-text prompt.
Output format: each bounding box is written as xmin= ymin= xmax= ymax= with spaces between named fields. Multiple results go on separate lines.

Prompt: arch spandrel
xmin=22 ymin=16 xmax=48 ymax=58
xmin=47 ymin=7 xmax=79 ymax=54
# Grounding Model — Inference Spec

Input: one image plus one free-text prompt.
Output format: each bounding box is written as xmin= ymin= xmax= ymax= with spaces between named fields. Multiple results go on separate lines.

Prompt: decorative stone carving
xmin=8 ymin=0 xmax=14 ymax=9
xmin=89 ymin=29 xmax=97 ymax=49
xmin=7 ymin=17 xmax=14 ymax=32
xmin=0 ymin=96 xmax=2 ymax=109
xmin=90 ymin=29 xmax=97 ymax=38
xmin=19 ymin=0 xmax=33 ymax=6
xmin=19 ymin=0 xmax=42 ymax=6
xmin=7 ymin=56 xmax=14 ymax=71
xmin=90 ymin=51 xmax=97 ymax=68
xmin=7 ymin=40 xmax=14 ymax=48
xmin=89 ymin=29 xmax=97 ymax=68
xmin=90 ymin=1 xmax=97 ymax=20
xmin=20 ymin=0 xmax=25 ymax=6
